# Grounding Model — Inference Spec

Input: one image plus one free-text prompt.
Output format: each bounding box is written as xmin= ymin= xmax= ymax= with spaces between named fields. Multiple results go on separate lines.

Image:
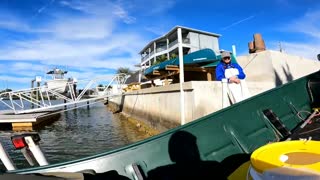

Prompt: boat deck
xmin=0 ymin=110 xmax=61 ymax=131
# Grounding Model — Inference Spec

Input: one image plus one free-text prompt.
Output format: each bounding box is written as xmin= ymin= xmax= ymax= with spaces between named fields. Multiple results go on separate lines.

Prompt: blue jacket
xmin=215 ymin=62 xmax=246 ymax=81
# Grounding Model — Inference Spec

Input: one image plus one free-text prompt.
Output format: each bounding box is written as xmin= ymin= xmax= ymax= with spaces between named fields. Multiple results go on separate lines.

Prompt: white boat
xmin=45 ymin=68 xmax=69 ymax=93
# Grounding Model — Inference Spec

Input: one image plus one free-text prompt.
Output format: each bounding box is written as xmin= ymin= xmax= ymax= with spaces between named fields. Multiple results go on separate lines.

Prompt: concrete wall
xmin=237 ymin=50 xmax=320 ymax=94
xmin=109 ymin=81 xmax=225 ymax=132
xmin=110 ymin=50 xmax=320 ymax=132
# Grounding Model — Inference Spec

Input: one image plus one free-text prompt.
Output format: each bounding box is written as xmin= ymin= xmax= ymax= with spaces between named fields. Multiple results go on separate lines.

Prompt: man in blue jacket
xmin=215 ymin=51 xmax=246 ymax=83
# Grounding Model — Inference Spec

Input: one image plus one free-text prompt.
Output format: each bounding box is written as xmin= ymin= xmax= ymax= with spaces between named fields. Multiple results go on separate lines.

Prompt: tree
xmin=153 ymin=54 xmax=168 ymax=65
xmin=170 ymin=53 xmax=177 ymax=59
xmin=116 ymin=67 xmax=133 ymax=75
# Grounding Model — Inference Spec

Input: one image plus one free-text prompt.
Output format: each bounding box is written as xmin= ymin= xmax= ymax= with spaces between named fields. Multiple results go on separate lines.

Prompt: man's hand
xmin=229 ymin=76 xmax=240 ymax=84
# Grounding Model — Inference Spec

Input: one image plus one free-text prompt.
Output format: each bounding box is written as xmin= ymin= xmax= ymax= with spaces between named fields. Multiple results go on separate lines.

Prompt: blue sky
xmin=0 ymin=0 xmax=319 ymax=90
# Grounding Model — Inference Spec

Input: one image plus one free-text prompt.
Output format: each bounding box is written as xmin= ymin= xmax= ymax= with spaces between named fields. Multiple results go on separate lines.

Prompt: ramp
xmin=0 ymin=74 xmax=129 ymax=114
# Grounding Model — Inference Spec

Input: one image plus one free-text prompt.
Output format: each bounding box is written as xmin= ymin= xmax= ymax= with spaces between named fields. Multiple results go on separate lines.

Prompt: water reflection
xmin=0 ymin=102 xmax=149 ymax=170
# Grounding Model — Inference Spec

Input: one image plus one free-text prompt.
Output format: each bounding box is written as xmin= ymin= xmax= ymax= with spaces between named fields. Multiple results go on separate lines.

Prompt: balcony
xmin=141 ymin=38 xmax=190 ymax=63
xmin=183 ymin=38 xmax=190 ymax=44
xmin=156 ymin=46 xmax=167 ymax=53
xmin=141 ymin=54 xmax=150 ymax=61
xmin=168 ymin=39 xmax=178 ymax=48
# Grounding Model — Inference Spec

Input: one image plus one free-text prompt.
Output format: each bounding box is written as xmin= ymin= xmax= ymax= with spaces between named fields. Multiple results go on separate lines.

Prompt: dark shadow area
xmin=0 ymin=170 xmax=130 ymax=180
xmin=307 ymin=79 xmax=320 ymax=109
xmin=147 ymin=131 xmax=227 ymax=180
xmin=114 ymin=95 xmax=125 ymax=113
xmin=274 ymin=69 xmax=283 ymax=86
xmin=0 ymin=123 xmax=12 ymax=130
xmin=83 ymin=170 xmax=130 ymax=180
xmin=283 ymin=64 xmax=293 ymax=82
xmin=274 ymin=63 xmax=294 ymax=86
xmin=220 ymin=153 xmax=251 ymax=176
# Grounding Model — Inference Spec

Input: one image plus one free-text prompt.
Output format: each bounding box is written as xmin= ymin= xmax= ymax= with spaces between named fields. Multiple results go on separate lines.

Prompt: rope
xmin=296 ymin=110 xmax=312 ymax=121
xmin=242 ymin=54 xmax=258 ymax=70
xmin=299 ymin=127 xmax=320 ymax=135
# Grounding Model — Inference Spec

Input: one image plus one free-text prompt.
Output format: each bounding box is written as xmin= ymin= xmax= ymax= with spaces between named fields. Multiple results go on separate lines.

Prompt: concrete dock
xmin=0 ymin=110 xmax=61 ymax=131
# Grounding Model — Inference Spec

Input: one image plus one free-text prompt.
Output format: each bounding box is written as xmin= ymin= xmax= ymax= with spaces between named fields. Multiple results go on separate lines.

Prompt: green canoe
xmin=144 ymin=48 xmax=220 ymax=75
xmin=5 ymin=70 xmax=320 ymax=179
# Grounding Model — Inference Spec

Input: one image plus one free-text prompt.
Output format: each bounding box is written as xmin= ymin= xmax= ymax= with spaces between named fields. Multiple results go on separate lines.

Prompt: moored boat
xmin=44 ymin=68 xmax=69 ymax=93
xmin=1 ymin=70 xmax=320 ymax=179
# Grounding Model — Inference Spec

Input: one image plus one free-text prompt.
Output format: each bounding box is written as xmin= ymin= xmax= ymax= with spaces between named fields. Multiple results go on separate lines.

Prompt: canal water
xmin=0 ymin=102 xmax=150 ymax=171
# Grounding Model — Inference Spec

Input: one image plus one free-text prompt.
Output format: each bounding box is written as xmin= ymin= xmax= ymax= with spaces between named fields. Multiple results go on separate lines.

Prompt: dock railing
xmin=0 ymin=73 xmax=129 ymax=114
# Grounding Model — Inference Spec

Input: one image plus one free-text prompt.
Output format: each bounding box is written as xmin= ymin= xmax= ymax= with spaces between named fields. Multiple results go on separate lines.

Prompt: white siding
xmin=199 ymin=34 xmax=219 ymax=51
xmin=188 ymin=32 xmax=219 ymax=53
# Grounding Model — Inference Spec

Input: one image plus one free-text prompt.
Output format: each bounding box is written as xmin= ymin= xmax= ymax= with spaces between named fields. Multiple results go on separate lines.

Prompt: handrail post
xmin=222 ymin=79 xmax=229 ymax=108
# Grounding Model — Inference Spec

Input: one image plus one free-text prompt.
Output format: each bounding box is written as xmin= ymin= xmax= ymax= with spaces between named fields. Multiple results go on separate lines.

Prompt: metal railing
xmin=168 ymin=39 xmax=178 ymax=48
xmin=0 ymin=73 xmax=129 ymax=114
xmin=156 ymin=46 xmax=167 ymax=53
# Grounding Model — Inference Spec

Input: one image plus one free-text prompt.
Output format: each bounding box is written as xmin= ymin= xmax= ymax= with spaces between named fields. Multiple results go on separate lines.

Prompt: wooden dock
xmin=0 ymin=110 xmax=61 ymax=131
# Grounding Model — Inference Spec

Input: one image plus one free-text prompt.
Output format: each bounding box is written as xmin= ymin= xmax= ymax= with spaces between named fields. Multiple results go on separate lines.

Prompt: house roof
xmin=139 ymin=25 xmax=221 ymax=54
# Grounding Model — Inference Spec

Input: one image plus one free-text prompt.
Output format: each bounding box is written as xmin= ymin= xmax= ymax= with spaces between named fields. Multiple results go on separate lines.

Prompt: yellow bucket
xmin=251 ymin=140 xmax=320 ymax=174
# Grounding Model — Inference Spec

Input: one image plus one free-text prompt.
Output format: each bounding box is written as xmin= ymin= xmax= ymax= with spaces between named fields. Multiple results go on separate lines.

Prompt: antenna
xmin=279 ymin=42 xmax=283 ymax=52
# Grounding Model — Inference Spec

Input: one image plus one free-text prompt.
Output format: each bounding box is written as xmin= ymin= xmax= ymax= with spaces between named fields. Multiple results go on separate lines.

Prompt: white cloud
xmin=0 ymin=14 xmax=30 ymax=32
xmin=0 ymin=0 xmax=174 ymax=89
xmin=0 ymin=75 xmax=32 ymax=84
xmin=49 ymin=18 xmax=114 ymax=40
xmin=145 ymin=0 xmax=176 ymax=14
xmin=58 ymin=0 xmax=136 ymax=24
xmin=268 ymin=41 xmax=320 ymax=60
xmin=113 ymin=5 xmax=136 ymax=24
xmin=270 ymin=9 xmax=320 ymax=60
xmin=0 ymin=32 xmax=145 ymax=67
xmin=284 ymin=11 xmax=320 ymax=39
xmin=145 ymin=26 xmax=167 ymax=36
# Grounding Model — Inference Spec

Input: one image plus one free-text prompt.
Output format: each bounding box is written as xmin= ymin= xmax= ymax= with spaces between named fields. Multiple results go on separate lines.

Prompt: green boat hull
xmin=8 ymin=70 xmax=320 ymax=179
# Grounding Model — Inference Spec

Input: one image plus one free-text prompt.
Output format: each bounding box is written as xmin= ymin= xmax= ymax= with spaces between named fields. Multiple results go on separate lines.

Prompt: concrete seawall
xmin=237 ymin=50 xmax=320 ymax=85
xmin=108 ymin=80 xmax=276 ymax=132
xmin=108 ymin=81 xmax=224 ymax=132
xmin=109 ymin=50 xmax=320 ymax=132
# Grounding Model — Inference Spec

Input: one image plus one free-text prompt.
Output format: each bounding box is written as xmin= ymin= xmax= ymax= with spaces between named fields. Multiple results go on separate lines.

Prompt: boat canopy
xmin=46 ymin=68 xmax=68 ymax=80
xmin=46 ymin=69 xmax=68 ymax=75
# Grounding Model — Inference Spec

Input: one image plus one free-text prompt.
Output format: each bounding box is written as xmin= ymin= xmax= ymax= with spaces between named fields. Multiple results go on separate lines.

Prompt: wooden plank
xmin=12 ymin=122 xmax=33 ymax=131
xmin=207 ymin=72 xmax=212 ymax=81
xmin=12 ymin=122 xmax=33 ymax=127
xmin=0 ymin=110 xmax=61 ymax=131
xmin=165 ymin=65 xmax=179 ymax=71
xmin=147 ymin=71 xmax=180 ymax=81
xmin=152 ymin=70 xmax=161 ymax=75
